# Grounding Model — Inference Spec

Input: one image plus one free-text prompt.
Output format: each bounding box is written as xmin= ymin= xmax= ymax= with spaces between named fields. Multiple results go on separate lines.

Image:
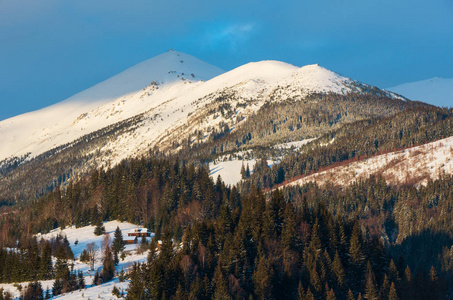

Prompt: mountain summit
xmin=0 ymin=51 xmax=224 ymax=162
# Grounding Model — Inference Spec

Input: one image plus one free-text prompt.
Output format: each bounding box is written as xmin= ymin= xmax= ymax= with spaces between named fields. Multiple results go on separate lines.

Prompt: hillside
xmin=0 ymin=50 xmax=224 ymax=163
xmin=0 ymin=52 xmax=413 ymax=203
xmin=0 ymin=221 xmax=149 ymax=299
xmin=287 ymin=135 xmax=453 ymax=188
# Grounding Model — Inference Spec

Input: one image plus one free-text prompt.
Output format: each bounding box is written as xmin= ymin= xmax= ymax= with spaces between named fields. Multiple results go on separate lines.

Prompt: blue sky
xmin=1 ymin=0 xmax=452 ymax=120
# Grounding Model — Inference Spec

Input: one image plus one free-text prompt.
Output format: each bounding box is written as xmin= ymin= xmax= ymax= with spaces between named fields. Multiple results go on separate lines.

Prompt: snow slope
xmin=209 ymin=139 xmax=316 ymax=186
xmin=0 ymin=50 xmax=224 ymax=162
xmin=287 ymin=136 xmax=453 ymax=188
xmin=0 ymin=51 xmax=403 ymax=171
xmin=387 ymin=77 xmax=453 ymax=108
xmin=0 ymin=221 xmax=150 ymax=299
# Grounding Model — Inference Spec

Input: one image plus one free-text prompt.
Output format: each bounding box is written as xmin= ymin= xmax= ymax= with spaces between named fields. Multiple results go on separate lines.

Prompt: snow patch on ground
xmin=0 ymin=221 xmax=150 ymax=299
xmin=288 ymin=136 xmax=453 ymax=188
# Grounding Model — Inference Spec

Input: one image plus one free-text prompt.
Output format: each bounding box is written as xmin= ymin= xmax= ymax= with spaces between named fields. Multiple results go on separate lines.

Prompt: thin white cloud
xmin=206 ymin=22 xmax=256 ymax=51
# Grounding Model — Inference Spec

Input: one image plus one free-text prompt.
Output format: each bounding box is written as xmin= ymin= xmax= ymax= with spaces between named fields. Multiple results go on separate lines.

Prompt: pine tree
xmin=126 ymin=263 xmax=144 ymax=300
xmin=309 ymin=266 xmax=322 ymax=296
xmin=388 ymin=282 xmax=398 ymax=300
xmin=305 ymin=287 xmax=315 ymax=300
xmin=78 ymin=271 xmax=85 ymax=289
xmin=379 ymin=275 xmax=390 ymax=300
xmin=404 ymin=266 xmax=412 ymax=283
xmin=39 ymin=241 xmax=53 ymax=280
xmin=22 ymin=281 xmax=44 ymax=300
xmin=94 ymin=219 xmax=106 ymax=236
xmin=252 ymin=256 xmax=273 ymax=300
xmin=332 ymin=250 xmax=345 ymax=287
xmin=281 ymin=202 xmax=297 ymax=250
xmin=309 ymin=218 xmax=322 ymax=251
xmin=112 ymin=226 xmax=125 ymax=265
xmin=365 ymin=262 xmax=378 ymax=300
xmin=349 ymin=223 xmax=363 ymax=265
xmin=213 ymin=265 xmax=231 ymax=300
xmin=93 ymin=271 xmax=101 ymax=286
xmin=326 ymin=287 xmax=337 ymax=300
xmin=101 ymin=242 xmax=115 ymax=282
xmin=54 ymin=245 xmax=70 ymax=281
xmin=297 ymin=282 xmax=305 ymax=300
xmin=388 ymin=259 xmax=399 ymax=283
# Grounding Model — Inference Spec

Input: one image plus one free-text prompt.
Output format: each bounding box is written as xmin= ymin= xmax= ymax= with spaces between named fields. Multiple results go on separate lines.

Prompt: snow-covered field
xmin=288 ymin=136 xmax=453 ymax=188
xmin=209 ymin=139 xmax=316 ymax=186
xmin=210 ymin=158 xmax=257 ymax=186
xmin=0 ymin=221 xmax=150 ymax=299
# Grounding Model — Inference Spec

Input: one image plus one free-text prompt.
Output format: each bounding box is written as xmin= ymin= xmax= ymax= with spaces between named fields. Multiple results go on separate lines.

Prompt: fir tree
xmin=332 ymin=250 xmax=345 ymax=288
xmin=388 ymin=282 xmax=398 ymax=300
xmin=22 ymin=281 xmax=44 ymax=300
xmin=388 ymin=259 xmax=399 ymax=283
xmin=213 ymin=265 xmax=231 ymax=300
xmin=101 ymin=242 xmax=115 ymax=282
xmin=252 ymin=256 xmax=273 ymax=300
xmin=326 ymin=287 xmax=337 ymax=300
xmin=39 ymin=241 xmax=53 ymax=280
xmin=112 ymin=226 xmax=125 ymax=266
xmin=297 ymin=282 xmax=305 ymax=300
xmin=94 ymin=219 xmax=106 ymax=236
xmin=364 ymin=262 xmax=378 ymax=300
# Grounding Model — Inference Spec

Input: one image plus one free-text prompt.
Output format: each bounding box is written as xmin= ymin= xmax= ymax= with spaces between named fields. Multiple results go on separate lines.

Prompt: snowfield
xmin=0 ymin=221 xmax=151 ymax=299
xmin=0 ymin=51 xmax=401 ymax=172
xmin=209 ymin=139 xmax=316 ymax=186
xmin=287 ymin=136 xmax=453 ymax=188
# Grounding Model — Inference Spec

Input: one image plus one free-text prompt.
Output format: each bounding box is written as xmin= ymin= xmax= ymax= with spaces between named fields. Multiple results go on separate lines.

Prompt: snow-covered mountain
xmin=0 ymin=52 xmax=403 ymax=166
xmin=0 ymin=50 xmax=224 ymax=163
xmin=387 ymin=77 xmax=453 ymax=108
xmin=0 ymin=50 xmax=413 ymax=203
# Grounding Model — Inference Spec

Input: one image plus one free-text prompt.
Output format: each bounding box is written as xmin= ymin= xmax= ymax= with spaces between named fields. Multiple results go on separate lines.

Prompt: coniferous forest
xmin=1 ymin=154 xmax=453 ymax=299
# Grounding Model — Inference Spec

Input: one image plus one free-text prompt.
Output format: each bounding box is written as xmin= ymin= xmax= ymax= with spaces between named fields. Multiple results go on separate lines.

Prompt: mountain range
xmin=0 ymin=50 xmax=442 ymax=203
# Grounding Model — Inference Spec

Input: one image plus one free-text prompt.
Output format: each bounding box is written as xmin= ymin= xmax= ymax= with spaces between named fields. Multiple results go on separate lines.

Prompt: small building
xmin=124 ymin=227 xmax=155 ymax=244
xmin=127 ymin=228 xmax=152 ymax=238
xmin=124 ymin=236 xmax=138 ymax=245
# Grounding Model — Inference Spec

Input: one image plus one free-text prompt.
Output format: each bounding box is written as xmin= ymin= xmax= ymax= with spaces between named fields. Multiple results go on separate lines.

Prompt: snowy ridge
xmin=387 ymin=77 xmax=453 ymax=108
xmin=286 ymin=136 xmax=453 ymax=188
xmin=0 ymin=51 xmax=403 ymax=171
xmin=0 ymin=50 xmax=224 ymax=162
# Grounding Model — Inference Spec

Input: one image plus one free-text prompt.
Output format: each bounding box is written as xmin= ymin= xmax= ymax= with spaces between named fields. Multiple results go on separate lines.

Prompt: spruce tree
xmin=252 ymin=256 xmax=273 ymax=300
xmin=101 ymin=242 xmax=115 ymax=282
xmin=388 ymin=282 xmax=398 ymax=300
xmin=364 ymin=262 xmax=378 ymax=300
xmin=213 ymin=265 xmax=231 ymax=300
xmin=112 ymin=226 xmax=125 ymax=265
xmin=39 ymin=241 xmax=53 ymax=280
xmin=297 ymin=282 xmax=305 ymax=300
xmin=332 ymin=250 xmax=345 ymax=288
xmin=326 ymin=287 xmax=337 ymax=300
